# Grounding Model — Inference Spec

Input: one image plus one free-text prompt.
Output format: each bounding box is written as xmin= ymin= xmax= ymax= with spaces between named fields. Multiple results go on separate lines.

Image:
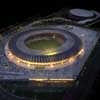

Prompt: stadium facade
xmin=5 ymin=27 xmax=84 ymax=70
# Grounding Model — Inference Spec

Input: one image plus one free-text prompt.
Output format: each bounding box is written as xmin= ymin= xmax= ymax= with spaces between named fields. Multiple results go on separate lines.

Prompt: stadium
xmin=0 ymin=7 xmax=100 ymax=100
xmin=0 ymin=16 xmax=99 ymax=95
xmin=0 ymin=15 xmax=99 ymax=100
xmin=5 ymin=26 xmax=84 ymax=70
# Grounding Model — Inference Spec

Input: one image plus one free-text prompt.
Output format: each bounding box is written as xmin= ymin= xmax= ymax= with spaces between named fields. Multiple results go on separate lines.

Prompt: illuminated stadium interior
xmin=25 ymin=33 xmax=64 ymax=50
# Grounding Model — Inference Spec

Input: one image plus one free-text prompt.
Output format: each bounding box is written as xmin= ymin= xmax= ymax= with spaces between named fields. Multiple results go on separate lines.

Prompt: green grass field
xmin=26 ymin=39 xmax=61 ymax=50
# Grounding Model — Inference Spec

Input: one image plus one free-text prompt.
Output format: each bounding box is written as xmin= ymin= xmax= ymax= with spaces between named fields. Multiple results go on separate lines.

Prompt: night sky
xmin=0 ymin=0 xmax=99 ymax=29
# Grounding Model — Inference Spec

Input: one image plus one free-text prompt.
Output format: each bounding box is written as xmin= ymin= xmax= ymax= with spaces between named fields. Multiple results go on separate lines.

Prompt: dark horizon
xmin=0 ymin=0 xmax=100 ymax=29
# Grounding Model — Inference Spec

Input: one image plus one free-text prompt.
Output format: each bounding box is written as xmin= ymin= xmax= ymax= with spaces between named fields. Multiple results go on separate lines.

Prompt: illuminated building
xmin=5 ymin=26 xmax=84 ymax=70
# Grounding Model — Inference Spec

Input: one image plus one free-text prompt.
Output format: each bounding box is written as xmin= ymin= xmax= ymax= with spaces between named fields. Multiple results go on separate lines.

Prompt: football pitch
xmin=26 ymin=39 xmax=61 ymax=50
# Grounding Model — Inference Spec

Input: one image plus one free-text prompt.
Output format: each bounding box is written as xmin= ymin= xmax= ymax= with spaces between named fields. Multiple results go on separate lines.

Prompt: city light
xmin=29 ymin=78 xmax=75 ymax=81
